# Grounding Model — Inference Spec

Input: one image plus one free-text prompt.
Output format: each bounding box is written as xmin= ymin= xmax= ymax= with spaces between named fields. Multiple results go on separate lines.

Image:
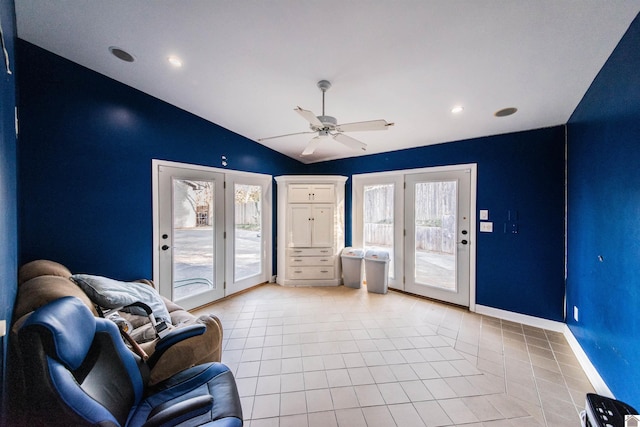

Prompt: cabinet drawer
xmin=289 ymin=256 xmax=334 ymax=266
xmin=288 ymin=248 xmax=333 ymax=256
xmin=288 ymin=266 xmax=335 ymax=280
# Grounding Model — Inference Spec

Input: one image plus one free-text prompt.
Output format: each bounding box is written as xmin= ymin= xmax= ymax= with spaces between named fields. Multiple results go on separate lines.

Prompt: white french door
xmin=352 ymin=174 xmax=404 ymax=289
xmin=225 ymin=175 xmax=272 ymax=295
xmin=153 ymin=160 xmax=271 ymax=310
xmin=353 ymin=164 xmax=476 ymax=308
xmin=404 ymin=169 xmax=472 ymax=306
xmin=157 ymin=164 xmax=225 ymax=310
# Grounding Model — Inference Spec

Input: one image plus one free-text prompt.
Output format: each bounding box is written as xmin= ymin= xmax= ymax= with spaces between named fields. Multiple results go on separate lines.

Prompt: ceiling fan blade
xmin=257 ymin=130 xmax=316 ymax=142
xmin=294 ymin=106 xmax=323 ymax=127
xmin=333 ymin=133 xmax=367 ymax=152
xmin=301 ymin=136 xmax=322 ymax=156
xmin=335 ymin=119 xmax=394 ymax=133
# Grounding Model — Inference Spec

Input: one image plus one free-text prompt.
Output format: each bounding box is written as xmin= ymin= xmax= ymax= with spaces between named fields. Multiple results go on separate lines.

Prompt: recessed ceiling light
xmin=167 ymin=56 xmax=183 ymax=67
xmin=451 ymin=106 xmax=464 ymax=114
xmin=494 ymin=107 xmax=518 ymax=117
xmin=109 ymin=46 xmax=135 ymax=63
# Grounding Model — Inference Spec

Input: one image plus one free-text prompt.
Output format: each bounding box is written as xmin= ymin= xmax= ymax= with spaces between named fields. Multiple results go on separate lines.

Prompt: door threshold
xmin=389 ymin=287 xmax=469 ymax=311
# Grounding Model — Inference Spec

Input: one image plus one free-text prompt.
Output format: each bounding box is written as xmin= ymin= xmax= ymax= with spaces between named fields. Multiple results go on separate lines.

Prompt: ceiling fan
xmin=257 ymin=80 xmax=394 ymax=156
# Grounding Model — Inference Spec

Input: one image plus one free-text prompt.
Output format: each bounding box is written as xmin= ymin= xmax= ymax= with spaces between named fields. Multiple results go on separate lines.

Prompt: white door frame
xmin=352 ymin=163 xmax=477 ymax=311
xmin=152 ymin=159 xmax=272 ymax=303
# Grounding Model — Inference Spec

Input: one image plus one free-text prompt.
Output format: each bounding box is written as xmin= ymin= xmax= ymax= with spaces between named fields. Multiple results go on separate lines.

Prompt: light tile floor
xmin=193 ymin=284 xmax=595 ymax=426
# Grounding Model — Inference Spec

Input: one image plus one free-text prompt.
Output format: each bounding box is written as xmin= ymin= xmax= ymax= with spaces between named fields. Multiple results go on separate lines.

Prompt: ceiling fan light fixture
xmin=109 ymin=46 xmax=135 ymax=63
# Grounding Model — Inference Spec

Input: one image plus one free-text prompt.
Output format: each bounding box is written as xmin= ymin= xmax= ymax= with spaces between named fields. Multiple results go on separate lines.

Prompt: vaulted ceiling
xmin=15 ymin=1 xmax=640 ymax=163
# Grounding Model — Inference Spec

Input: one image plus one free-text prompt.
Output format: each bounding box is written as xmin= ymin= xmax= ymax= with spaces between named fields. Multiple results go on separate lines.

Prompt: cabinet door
xmin=288 ymin=204 xmax=312 ymax=247
xmin=309 ymin=184 xmax=335 ymax=203
xmin=288 ymin=184 xmax=335 ymax=203
xmin=288 ymin=184 xmax=314 ymax=203
xmin=311 ymin=204 xmax=334 ymax=247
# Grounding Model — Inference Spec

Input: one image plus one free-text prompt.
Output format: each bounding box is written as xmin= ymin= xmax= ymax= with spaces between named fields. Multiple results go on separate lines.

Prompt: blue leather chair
xmin=15 ymin=296 xmax=243 ymax=426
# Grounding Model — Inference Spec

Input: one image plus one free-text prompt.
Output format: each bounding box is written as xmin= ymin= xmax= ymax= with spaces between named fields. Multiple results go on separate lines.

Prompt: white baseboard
xmin=562 ymin=325 xmax=613 ymax=398
xmin=474 ymin=304 xmax=612 ymax=397
xmin=475 ymin=304 xmax=566 ymax=332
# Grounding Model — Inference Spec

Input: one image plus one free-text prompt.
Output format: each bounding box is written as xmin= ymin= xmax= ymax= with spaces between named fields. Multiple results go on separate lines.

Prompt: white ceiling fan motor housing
xmin=313 ymin=115 xmax=337 ymax=132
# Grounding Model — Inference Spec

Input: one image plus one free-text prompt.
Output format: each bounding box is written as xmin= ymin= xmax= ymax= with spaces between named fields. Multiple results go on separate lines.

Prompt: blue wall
xmin=17 ymin=40 xmax=566 ymax=323
xmin=0 ymin=0 xmax=17 ymax=424
xmin=567 ymin=13 xmax=640 ymax=407
xmin=17 ymin=40 xmax=305 ymax=280
xmin=310 ymin=127 xmax=566 ymax=321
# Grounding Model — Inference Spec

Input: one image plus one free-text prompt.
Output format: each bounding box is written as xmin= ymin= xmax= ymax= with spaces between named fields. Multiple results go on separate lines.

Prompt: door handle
xmin=161 ymin=245 xmax=170 ymax=251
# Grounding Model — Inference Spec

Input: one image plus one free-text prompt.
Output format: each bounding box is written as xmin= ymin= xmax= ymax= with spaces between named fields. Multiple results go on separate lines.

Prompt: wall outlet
xmin=573 ymin=306 xmax=579 ymax=322
xmin=0 ymin=319 xmax=5 ymax=337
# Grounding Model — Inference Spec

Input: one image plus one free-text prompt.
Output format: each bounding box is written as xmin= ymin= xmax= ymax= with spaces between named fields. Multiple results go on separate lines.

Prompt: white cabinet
xmin=288 ymin=204 xmax=334 ymax=247
xmin=276 ymin=176 xmax=347 ymax=287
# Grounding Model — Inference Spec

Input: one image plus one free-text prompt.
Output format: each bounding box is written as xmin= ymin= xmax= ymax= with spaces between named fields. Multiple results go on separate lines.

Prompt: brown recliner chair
xmin=12 ymin=259 xmax=223 ymax=385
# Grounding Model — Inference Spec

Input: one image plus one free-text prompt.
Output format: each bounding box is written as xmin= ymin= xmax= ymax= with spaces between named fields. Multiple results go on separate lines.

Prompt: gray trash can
xmin=364 ymin=250 xmax=390 ymax=294
xmin=341 ymin=247 xmax=364 ymax=289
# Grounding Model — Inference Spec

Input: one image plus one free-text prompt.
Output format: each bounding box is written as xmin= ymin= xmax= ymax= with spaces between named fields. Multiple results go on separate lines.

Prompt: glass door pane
xmin=413 ymin=180 xmax=457 ymax=291
xmin=172 ymin=178 xmax=216 ymax=301
xmin=234 ymin=183 xmax=262 ymax=281
xmin=363 ymin=184 xmax=395 ymax=279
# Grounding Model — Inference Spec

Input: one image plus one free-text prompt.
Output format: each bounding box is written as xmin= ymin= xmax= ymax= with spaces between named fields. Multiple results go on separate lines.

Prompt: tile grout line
xmin=545 ymin=328 xmax=584 ymax=418
xmin=522 ymin=326 xmax=551 ymax=427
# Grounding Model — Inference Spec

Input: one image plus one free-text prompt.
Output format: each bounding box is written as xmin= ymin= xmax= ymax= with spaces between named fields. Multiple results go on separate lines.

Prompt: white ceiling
xmin=15 ymin=1 xmax=640 ymax=164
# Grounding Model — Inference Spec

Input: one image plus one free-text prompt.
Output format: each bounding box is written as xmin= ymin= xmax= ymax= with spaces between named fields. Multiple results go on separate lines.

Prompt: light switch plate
xmin=479 ymin=210 xmax=489 ymax=220
xmin=480 ymin=222 xmax=493 ymax=232
xmin=0 ymin=320 xmax=5 ymax=337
